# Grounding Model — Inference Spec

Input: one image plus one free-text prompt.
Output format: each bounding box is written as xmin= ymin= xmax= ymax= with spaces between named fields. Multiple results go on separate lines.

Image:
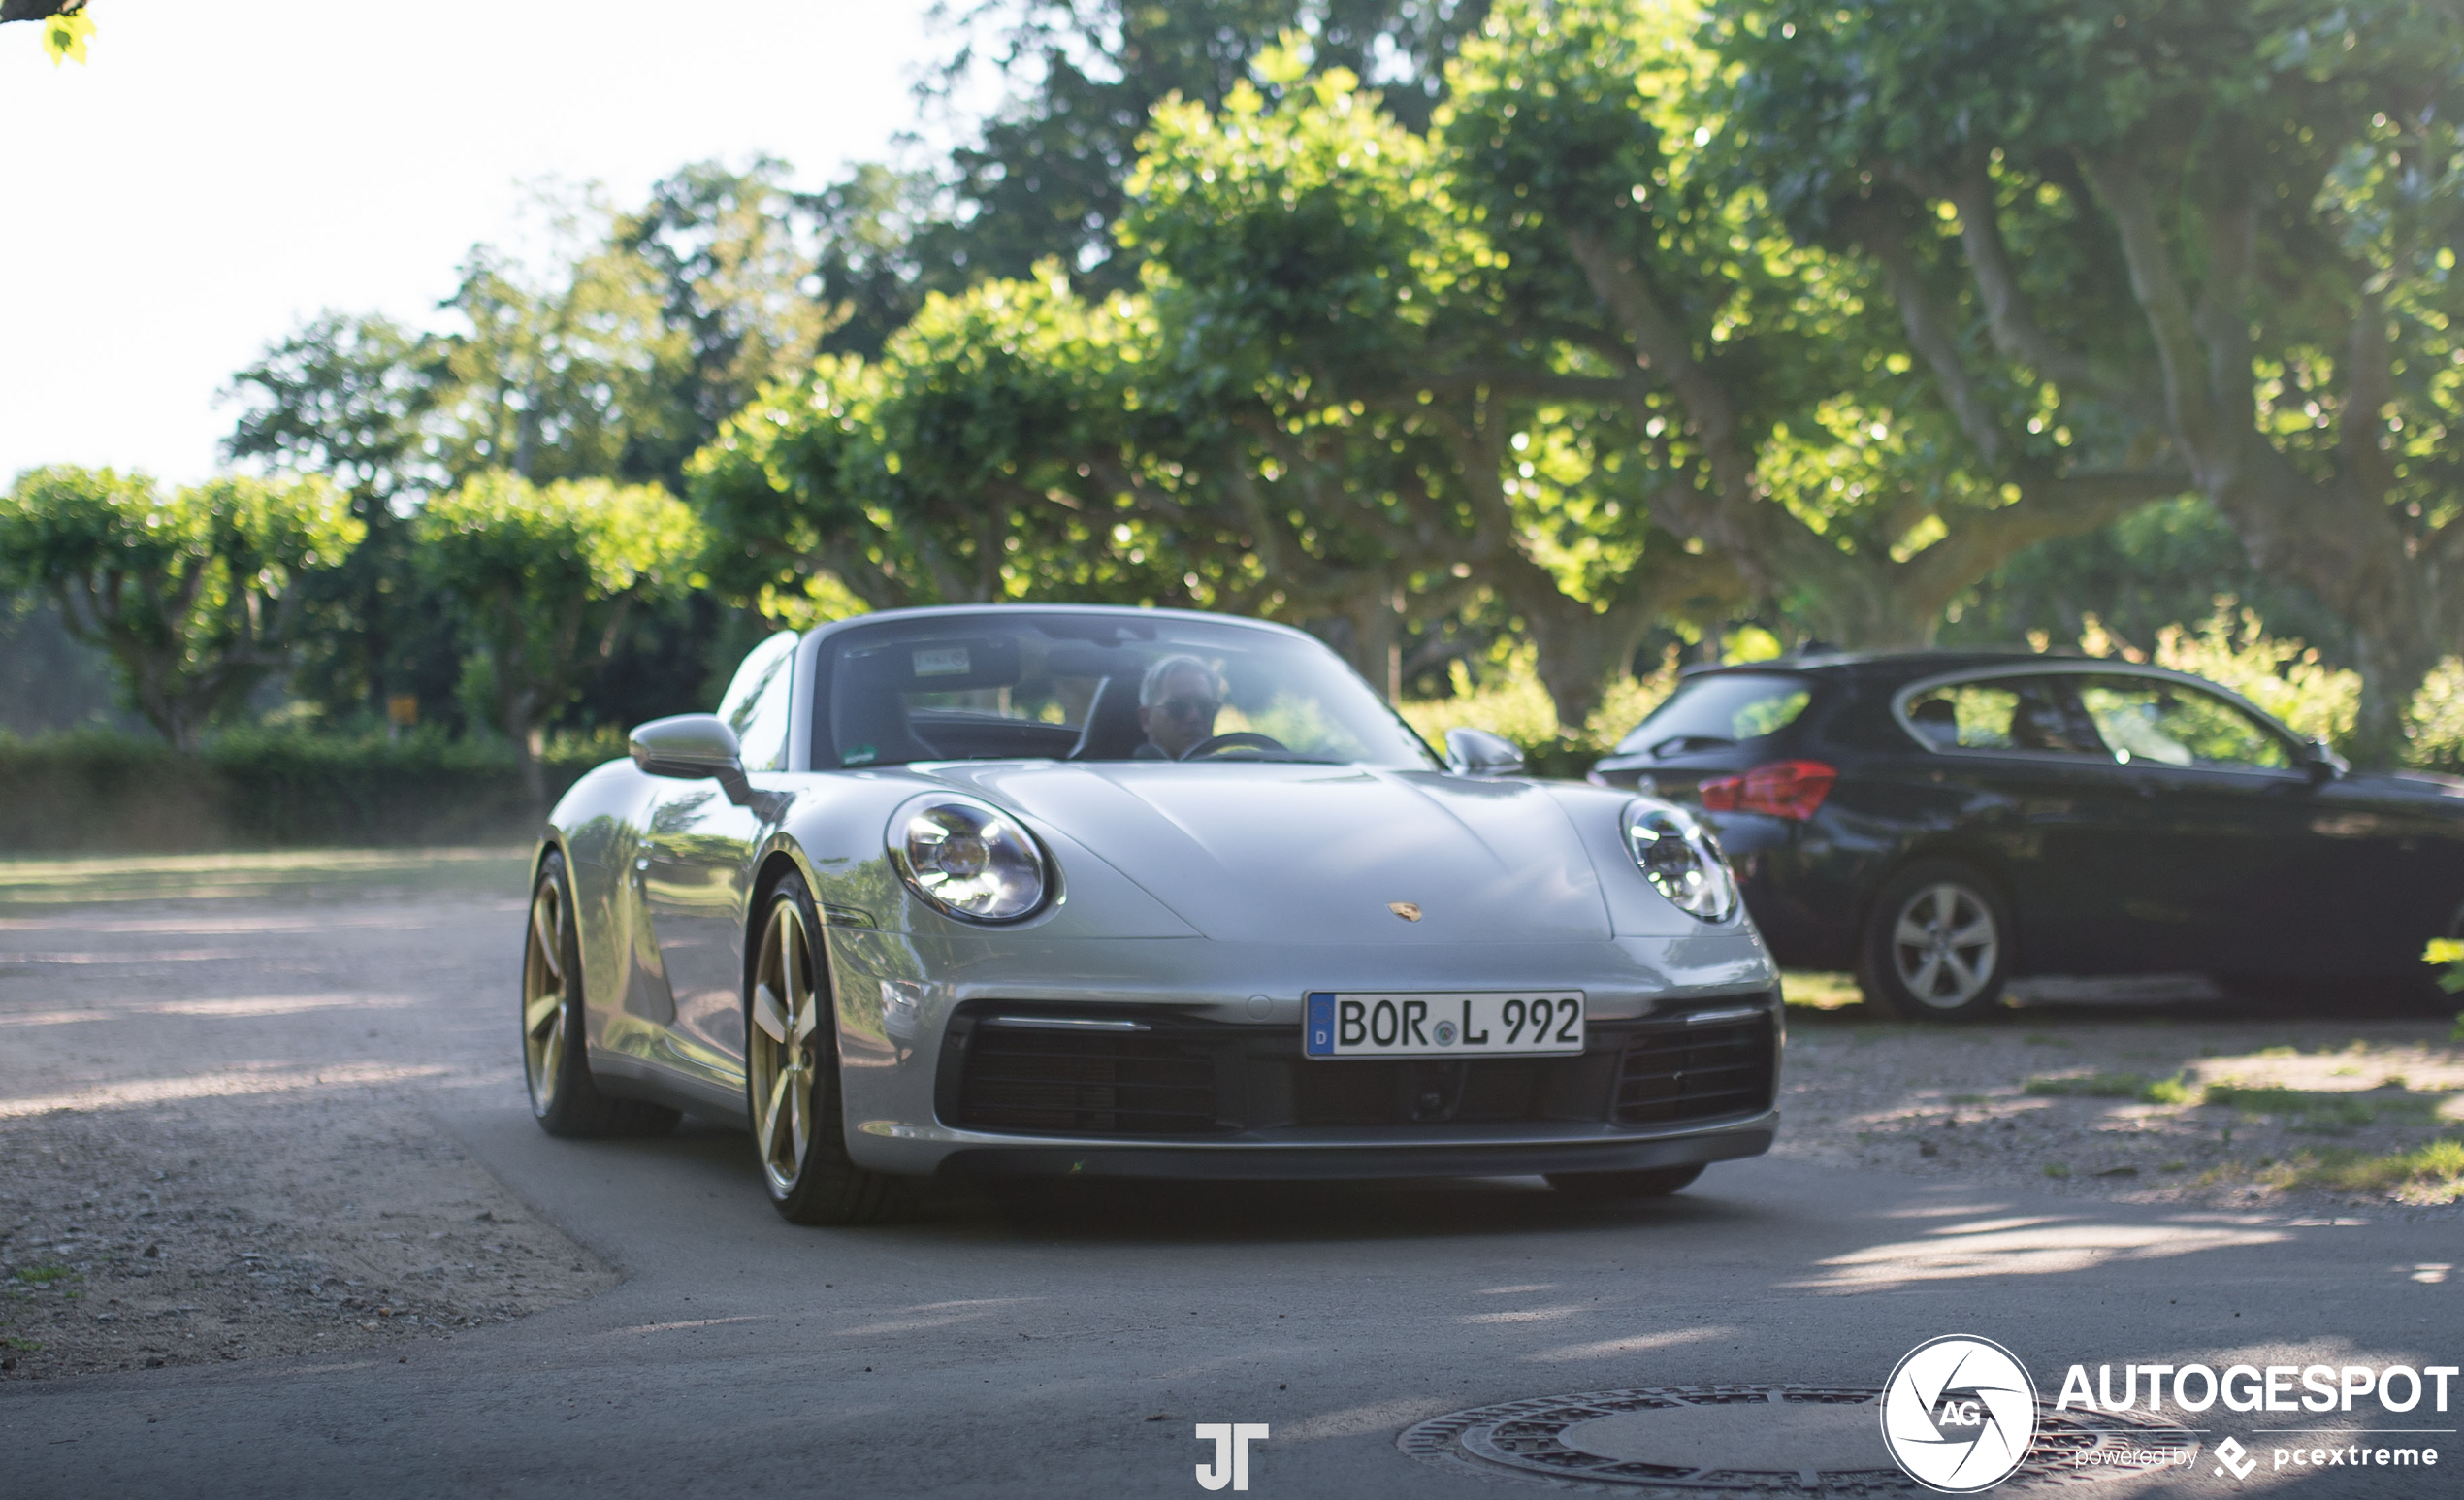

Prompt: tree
xmin=224 ymin=311 xmax=450 ymax=723
xmin=921 ymin=0 xmax=1494 ymax=292
xmin=415 ymin=473 xmax=705 ymax=803
xmin=1429 ymin=1 xmax=2188 ymax=654
xmin=613 ymin=158 xmax=832 ymax=491
xmin=0 ymin=466 xmax=361 ymax=748
xmin=1713 ymin=0 xmax=2464 ymax=763
xmin=693 ymin=270 xmax=1210 ymax=622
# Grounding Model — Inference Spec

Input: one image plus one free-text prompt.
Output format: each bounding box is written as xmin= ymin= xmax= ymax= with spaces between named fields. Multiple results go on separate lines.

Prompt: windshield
xmin=1616 ymin=671 xmax=1814 ymax=757
xmin=817 ymin=612 xmax=1440 ymax=769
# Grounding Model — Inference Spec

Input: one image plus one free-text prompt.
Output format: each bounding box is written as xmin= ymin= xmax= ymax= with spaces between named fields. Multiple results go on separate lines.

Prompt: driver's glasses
xmin=1157 ymin=696 xmax=1219 ymax=721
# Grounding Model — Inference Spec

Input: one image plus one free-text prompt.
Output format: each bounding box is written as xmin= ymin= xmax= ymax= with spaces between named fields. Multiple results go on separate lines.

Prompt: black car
xmin=1586 ymin=652 xmax=2464 ymax=1019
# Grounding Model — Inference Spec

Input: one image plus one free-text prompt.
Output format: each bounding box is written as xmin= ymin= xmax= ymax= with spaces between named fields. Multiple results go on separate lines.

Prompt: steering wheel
xmin=1179 ymin=732 xmax=1289 ymax=761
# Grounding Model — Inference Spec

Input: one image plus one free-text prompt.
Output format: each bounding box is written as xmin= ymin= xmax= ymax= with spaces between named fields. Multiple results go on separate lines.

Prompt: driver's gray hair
xmin=1139 ymin=654 xmax=1223 ymax=707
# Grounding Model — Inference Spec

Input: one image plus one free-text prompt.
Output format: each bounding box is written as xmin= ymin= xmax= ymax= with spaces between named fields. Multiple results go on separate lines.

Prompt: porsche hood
xmin=936 ymin=763 xmax=1615 ymax=944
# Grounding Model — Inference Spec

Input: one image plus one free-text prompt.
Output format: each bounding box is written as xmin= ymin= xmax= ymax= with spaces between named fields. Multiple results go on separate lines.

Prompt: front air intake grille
xmin=956 ymin=1022 xmax=1227 ymax=1136
xmin=1612 ymin=1007 xmax=1775 ymax=1126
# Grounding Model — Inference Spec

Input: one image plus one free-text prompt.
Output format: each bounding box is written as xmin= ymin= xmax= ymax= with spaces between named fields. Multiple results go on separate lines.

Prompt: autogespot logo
xmin=1881 ymin=1335 xmax=2040 ymax=1492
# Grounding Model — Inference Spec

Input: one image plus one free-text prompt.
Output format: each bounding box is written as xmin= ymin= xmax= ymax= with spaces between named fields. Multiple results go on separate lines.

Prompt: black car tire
xmin=523 ymin=850 xmax=681 ymax=1139
xmin=747 ymin=872 xmax=899 ymax=1226
xmin=1545 ymin=1164 xmax=1703 ymax=1200
xmin=1860 ymin=859 xmax=2012 ymax=1023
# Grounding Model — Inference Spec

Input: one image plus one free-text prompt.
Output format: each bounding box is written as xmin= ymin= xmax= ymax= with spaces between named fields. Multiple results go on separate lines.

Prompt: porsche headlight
xmin=1623 ymin=802 xmax=1737 ymax=922
xmin=892 ymin=799 xmax=1049 ymax=922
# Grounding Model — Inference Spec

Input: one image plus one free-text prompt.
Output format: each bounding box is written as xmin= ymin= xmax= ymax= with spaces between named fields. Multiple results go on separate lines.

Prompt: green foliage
xmin=1709 ymin=0 xmax=2464 ymax=763
xmin=0 ymin=467 xmax=361 ymax=749
xmin=1944 ymin=498 xmax=2352 ymax=661
xmin=41 ymin=5 xmax=92 ymax=65
xmin=0 ymin=727 xmax=616 ymax=852
xmin=2024 ymin=1069 xmax=2198 ymax=1103
xmin=1396 ymin=643 xmax=1674 ymax=766
xmin=416 ymin=473 xmax=703 ymax=796
xmin=2203 ymin=1084 xmax=2441 ymax=1130
xmin=2293 ymin=1138 xmax=2464 ymax=1202
xmin=2135 ymin=605 xmax=2358 ymax=747
xmin=924 ymin=1 xmax=1492 ymax=291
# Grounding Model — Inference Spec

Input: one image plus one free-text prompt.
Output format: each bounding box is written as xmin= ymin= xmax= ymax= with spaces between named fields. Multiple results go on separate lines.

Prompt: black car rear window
xmin=1616 ymin=671 xmax=1814 ymax=757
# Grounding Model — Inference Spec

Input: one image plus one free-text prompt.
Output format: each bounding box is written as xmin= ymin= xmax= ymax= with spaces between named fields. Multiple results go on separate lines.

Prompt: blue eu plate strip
xmin=1305 ymin=993 xmax=1335 ymax=1056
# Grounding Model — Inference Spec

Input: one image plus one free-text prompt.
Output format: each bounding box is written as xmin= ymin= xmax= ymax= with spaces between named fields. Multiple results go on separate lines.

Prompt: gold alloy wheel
xmin=521 ymin=878 xmax=568 ymax=1115
xmin=748 ymin=896 xmax=824 ymax=1194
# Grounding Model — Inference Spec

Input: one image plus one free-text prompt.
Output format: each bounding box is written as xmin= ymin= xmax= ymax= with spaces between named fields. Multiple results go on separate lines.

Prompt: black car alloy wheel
xmin=1862 ymin=859 xmax=2011 ymax=1022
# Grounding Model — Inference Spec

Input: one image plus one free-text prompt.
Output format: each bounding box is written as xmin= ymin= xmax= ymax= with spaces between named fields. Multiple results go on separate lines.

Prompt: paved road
xmin=3 ymin=859 xmax=2458 ymax=1498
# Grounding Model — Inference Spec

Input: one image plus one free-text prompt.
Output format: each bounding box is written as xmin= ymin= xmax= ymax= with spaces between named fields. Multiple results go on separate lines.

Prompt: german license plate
xmin=1303 ymin=991 xmax=1584 ymax=1059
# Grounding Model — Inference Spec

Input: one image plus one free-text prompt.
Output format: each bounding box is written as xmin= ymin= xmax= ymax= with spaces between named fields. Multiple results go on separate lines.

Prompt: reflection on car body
xmin=520 ymin=605 xmax=1784 ymax=1223
xmin=1588 ymin=651 xmax=2464 ymax=1020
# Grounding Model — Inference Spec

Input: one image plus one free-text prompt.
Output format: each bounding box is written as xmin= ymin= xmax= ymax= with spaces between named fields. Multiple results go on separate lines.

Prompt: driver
xmin=1133 ymin=655 xmax=1225 ymax=760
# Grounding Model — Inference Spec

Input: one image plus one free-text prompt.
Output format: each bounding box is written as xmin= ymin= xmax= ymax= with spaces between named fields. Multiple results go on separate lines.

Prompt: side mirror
xmin=1443 ymin=726 xmax=1526 ymax=778
xmin=630 ymin=714 xmax=745 ymax=781
xmin=2301 ymin=737 xmax=2349 ymax=783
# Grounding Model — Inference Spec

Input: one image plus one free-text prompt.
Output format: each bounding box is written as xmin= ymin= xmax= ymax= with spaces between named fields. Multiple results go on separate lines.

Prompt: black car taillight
xmin=1698 ymin=759 xmax=1837 ymax=820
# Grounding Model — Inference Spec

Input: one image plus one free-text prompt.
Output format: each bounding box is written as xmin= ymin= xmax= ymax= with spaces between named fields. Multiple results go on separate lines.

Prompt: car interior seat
xmin=1909 ymin=697 xmax=1959 ymax=747
xmin=1068 ymin=674 xmax=1148 ymax=760
xmin=827 ymin=671 xmax=938 ymax=766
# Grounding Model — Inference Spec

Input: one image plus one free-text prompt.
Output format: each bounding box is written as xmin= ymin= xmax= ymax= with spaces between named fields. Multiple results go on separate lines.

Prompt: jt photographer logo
xmin=1193 ymin=1422 xmax=1268 ymax=1491
xmin=1880 ymin=1335 xmax=2039 ymax=1493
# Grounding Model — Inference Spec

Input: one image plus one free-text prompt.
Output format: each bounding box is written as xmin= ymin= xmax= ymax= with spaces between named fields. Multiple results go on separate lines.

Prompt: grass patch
xmin=2293 ymin=1140 xmax=2464 ymax=1203
xmin=2024 ymin=1070 xmax=2197 ymax=1104
xmin=13 ymin=1264 xmax=77 ymax=1286
xmin=0 ymin=846 xmax=529 ymax=908
xmin=2026 ymin=1072 xmax=2148 ymax=1098
xmin=1780 ymin=971 xmax=1863 ymax=1011
xmin=2042 ymin=1162 xmax=2071 ymax=1179
xmin=2141 ymin=1072 xmax=2198 ymax=1105
xmin=2202 ymin=1086 xmax=2443 ymax=1131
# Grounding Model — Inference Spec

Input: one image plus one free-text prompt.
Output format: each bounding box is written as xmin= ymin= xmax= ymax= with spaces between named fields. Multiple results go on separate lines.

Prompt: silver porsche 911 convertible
xmin=522 ymin=604 xmax=1782 ymax=1223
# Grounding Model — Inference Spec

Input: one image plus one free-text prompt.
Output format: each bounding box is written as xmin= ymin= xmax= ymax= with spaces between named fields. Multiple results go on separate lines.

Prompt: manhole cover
xmin=1399 ymin=1386 xmax=2200 ymax=1495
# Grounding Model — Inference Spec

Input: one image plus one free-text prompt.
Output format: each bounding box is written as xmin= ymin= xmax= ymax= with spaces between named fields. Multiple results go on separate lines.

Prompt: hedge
xmin=0 ymin=729 xmax=621 ymax=853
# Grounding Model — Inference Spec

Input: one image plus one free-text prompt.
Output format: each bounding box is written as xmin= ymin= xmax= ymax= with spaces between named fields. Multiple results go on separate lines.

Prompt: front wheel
xmin=746 ymin=873 xmax=898 ymax=1225
xmin=1859 ymin=860 xmax=2012 ymax=1022
xmin=1546 ymin=1165 xmax=1704 ymax=1200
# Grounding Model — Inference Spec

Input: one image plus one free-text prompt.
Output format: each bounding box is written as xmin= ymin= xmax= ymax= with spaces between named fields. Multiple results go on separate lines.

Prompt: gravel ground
xmin=1772 ymin=973 xmax=2464 ymax=1220
xmin=4 ymin=848 xmax=2457 ymax=1384
xmin=0 ymin=850 xmax=617 ymax=1381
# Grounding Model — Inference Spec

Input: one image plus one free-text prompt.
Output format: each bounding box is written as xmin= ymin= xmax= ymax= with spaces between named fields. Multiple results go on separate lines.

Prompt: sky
xmin=0 ymin=0 xmax=959 ymax=485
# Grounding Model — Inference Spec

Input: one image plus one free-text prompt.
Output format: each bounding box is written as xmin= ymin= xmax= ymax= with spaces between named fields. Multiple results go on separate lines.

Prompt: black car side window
xmin=1903 ymin=677 xmax=2099 ymax=755
xmin=2072 ymin=675 xmax=2294 ymax=771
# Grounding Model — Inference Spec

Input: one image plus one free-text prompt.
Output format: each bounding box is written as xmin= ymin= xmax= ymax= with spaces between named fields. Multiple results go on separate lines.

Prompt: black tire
xmin=1858 ymin=858 xmax=2013 ymax=1023
xmin=746 ymin=872 xmax=899 ymax=1226
xmin=1546 ymin=1164 xmax=1704 ymax=1200
xmin=522 ymin=850 xmax=680 ymax=1139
